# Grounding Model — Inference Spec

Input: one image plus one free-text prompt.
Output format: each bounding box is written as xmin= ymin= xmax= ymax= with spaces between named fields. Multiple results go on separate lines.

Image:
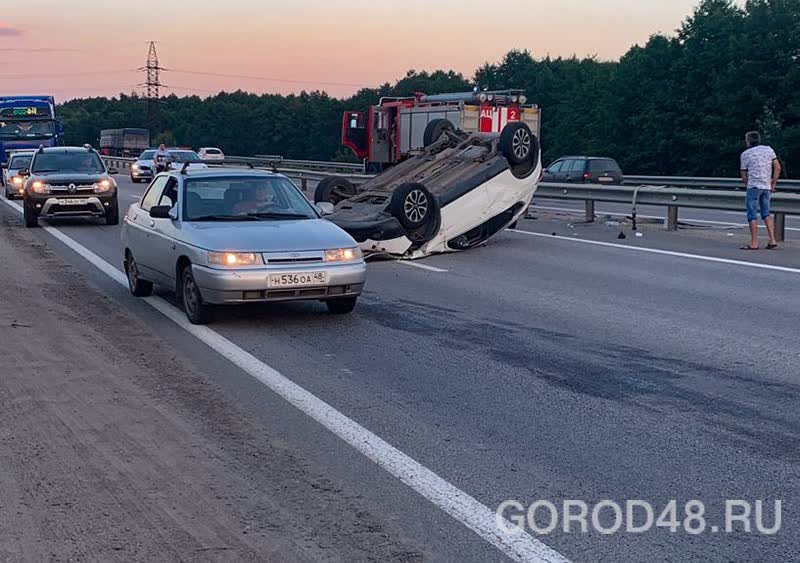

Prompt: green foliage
xmin=58 ymin=1 xmax=800 ymax=177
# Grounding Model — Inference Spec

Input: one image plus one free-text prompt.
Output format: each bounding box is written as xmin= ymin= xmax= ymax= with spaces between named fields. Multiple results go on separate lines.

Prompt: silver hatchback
xmin=121 ymin=169 xmax=367 ymax=324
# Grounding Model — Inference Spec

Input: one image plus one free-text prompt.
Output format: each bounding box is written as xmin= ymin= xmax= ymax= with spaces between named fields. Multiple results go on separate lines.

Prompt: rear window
xmin=588 ymin=159 xmax=622 ymax=173
xmin=204 ymin=148 xmax=221 ymax=155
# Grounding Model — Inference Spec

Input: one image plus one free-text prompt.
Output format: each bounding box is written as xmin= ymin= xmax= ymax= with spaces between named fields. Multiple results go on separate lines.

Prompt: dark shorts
xmin=746 ymin=188 xmax=771 ymax=221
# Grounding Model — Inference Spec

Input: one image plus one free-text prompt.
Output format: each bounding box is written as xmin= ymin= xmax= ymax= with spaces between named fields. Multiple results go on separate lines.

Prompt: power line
xmin=169 ymin=68 xmax=371 ymax=89
xmin=0 ymin=70 xmax=136 ymax=80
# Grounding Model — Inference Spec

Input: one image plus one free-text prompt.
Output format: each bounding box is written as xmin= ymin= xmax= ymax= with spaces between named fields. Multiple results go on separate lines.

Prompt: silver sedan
xmin=121 ymin=169 xmax=367 ymax=324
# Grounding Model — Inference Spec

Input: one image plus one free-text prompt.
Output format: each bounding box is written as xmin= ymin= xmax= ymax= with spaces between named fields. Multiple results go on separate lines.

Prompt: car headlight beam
xmin=32 ymin=180 xmax=50 ymax=194
xmin=207 ymin=251 xmax=261 ymax=267
xmin=324 ymin=247 xmax=362 ymax=263
xmin=93 ymin=179 xmax=114 ymax=193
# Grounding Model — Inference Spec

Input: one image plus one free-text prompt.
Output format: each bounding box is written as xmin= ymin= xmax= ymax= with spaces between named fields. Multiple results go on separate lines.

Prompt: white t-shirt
xmin=740 ymin=145 xmax=777 ymax=190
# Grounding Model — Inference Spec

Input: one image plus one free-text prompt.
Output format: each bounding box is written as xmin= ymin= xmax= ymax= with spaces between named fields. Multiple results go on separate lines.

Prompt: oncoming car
xmin=130 ymin=148 xmax=208 ymax=183
xmin=22 ymin=146 xmax=119 ymax=228
xmin=317 ymin=121 xmax=541 ymax=259
xmin=121 ymin=168 xmax=366 ymax=324
xmin=3 ymin=151 xmax=34 ymax=199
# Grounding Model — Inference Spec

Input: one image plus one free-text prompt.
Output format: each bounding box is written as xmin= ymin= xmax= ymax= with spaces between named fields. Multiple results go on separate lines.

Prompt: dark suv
xmin=21 ymin=146 xmax=119 ymax=228
xmin=542 ymin=156 xmax=624 ymax=185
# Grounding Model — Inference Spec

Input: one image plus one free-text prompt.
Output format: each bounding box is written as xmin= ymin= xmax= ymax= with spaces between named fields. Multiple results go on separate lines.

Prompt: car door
xmin=564 ymin=159 xmax=586 ymax=183
xmin=148 ymin=177 xmax=182 ymax=289
xmin=128 ymin=176 xmax=169 ymax=280
xmin=543 ymin=160 xmax=563 ymax=182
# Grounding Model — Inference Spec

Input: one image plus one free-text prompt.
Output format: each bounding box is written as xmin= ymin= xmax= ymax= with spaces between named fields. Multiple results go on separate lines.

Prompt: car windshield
xmin=139 ymin=150 xmax=155 ymax=160
xmin=31 ymin=151 xmax=105 ymax=174
xmin=170 ymin=151 xmax=200 ymax=162
xmin=9 ymin=155 xmax=32 ymax=169
xmin=0 ymin=120 xmax=55 ymax=140
xmin=184 ymin=176 xmax=317 ymax=221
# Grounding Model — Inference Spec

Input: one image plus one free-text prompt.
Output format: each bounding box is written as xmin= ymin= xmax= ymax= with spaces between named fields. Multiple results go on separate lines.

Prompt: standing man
xmin=740 ymin=131 xmax=781 ymax=250
xmin=153 ymin=143 xmax=171 ymax=174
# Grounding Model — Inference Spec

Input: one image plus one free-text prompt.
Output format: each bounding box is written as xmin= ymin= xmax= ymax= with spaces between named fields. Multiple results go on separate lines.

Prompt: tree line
xmin=59 ymin=0 xmax=800 ymax=177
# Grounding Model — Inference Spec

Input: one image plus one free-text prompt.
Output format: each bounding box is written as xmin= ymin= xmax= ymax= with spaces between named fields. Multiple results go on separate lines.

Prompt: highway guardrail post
xmin=667 ymin=206 xmax=679 ymax=231
xmin=775 ymin=213 xmax=786 ymax=242
xmin=585 ymin=200 xmax=595 ymax=223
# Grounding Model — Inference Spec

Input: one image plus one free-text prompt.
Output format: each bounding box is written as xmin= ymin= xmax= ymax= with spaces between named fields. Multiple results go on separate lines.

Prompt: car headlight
xmin=32 ymin=180 xmax=50 ymax=194
xmin=93 ymin=179 xmax=114 ymax=193
xmin=207 ymin=251 xmax=262 ymax=267
xmin=131 ymin=164 xmax=139 ymax=171
xmin=324 ymin=247 xmax=362 ymax=262
xmin=11 ymin=176 xmax=23 ymax=185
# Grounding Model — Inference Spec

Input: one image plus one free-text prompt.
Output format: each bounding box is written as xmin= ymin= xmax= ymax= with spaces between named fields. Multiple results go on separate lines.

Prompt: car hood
xmin=184 ymin=218 xmax=358 ymax=252
xmin=33 ymin=172 xmax=109 ymax=182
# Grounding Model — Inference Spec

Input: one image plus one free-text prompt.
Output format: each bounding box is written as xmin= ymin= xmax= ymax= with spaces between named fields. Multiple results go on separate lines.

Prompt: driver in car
xmin=232 ymin=184 xmax=275 ymax=215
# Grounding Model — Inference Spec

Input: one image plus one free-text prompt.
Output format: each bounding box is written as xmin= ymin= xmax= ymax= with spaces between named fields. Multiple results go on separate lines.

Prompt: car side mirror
xmin=18 ymin=168 xmax=29 ymax=177
xmin=108 ymin=168 xmax=119 ymax=175
xmin=315 ymin=202 xmax=335 ymax=216
xmin=149 ymin=205 xmax=173 ymax=219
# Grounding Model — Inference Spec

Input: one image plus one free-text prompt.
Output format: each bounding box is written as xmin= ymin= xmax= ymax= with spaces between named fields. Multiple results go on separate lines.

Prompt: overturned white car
xmin=315 ymin=121 xmax=541 ymax=259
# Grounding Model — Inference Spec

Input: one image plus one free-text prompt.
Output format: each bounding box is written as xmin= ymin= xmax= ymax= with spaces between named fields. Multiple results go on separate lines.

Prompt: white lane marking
xmin=0 ymin=197 xmax=567 ymax=563
xmin=508 ymin=228 xmax=800 ymax=275
xmin=398 ymin=261 xmax=448 ymax=273
xmin=531 ymin=205 xmax=800 ymax=232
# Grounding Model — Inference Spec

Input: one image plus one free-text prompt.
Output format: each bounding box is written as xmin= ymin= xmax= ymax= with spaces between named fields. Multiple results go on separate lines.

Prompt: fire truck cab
xmin=341 ymin=89 xmax=540 ymax=168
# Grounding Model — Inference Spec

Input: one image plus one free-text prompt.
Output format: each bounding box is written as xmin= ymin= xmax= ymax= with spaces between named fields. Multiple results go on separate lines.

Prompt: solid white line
xmin=508 ymin=228 xmax=800 ymax=275
xmin=0 ymin=197 xmax=567 ymax=563
xmin=398 ymin=261 xmax=448 ymax=273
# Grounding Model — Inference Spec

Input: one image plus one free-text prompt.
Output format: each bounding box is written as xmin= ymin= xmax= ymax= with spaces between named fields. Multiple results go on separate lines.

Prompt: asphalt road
xmin=1 ymin=174 xmax=799 ymax=562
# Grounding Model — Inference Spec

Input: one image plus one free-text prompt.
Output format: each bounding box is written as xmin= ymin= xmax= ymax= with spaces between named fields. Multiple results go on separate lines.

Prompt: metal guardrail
xmin=535 ymin=183 xmax=800 ymax=241
xmin=623 ymin=175 xmax=800 ymax=193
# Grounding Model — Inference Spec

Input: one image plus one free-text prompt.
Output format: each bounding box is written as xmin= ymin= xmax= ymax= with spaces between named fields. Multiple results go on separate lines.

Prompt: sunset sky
xmin=1 ymin=0 xmax=704 ymax=101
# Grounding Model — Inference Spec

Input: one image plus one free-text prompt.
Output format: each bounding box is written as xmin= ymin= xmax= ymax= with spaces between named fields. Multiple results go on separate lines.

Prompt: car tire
xmin=125 ymin=251 xmax=154 ymax=297
xmin=314 ymin=176 xmax=357 ymax=205
xmin=23 ymin=201 xmax=39 ymax=228
xmin=388 ymin=182 xmax=437 ymax=231
xmin=423 ymin=119 xmax=456 ymax=147
xmin=500 ymin=122 xmax=537 ymax=164
xmin=181 ymin=265 xmax=213 ymax=325
xmin=326 ymin=296 xmax=357 ymax=315
xmin=105 ymin=199 xmax=120 ymax=225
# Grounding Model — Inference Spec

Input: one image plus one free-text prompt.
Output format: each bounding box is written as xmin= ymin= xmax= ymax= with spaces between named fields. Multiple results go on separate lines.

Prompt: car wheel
xmin=105 ymin=199 xmax=120 ymax=225
xmin=23 ymin=201 xmax=39 ymax=228
xmin=388 ymin=182 xmax=436 ymax=230
xmin=314 ymin=176 xmax=357 ymax=205
xmin=500 ymin=123 xmax=540 ymax=179
xmin=326 ymin=296 xmax=357 ymax=315
xmin=125 ymin=251 xmax=153 ymax=297
xmin=423 ymin=119 xmax=456 ymax=147
xmin=181 ymin=265 xmax=213 ymax=325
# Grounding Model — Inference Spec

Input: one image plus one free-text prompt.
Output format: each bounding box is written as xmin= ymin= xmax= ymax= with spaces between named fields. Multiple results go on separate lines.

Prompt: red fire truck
xmin=341 ymin=89 xmax=540 ymax=169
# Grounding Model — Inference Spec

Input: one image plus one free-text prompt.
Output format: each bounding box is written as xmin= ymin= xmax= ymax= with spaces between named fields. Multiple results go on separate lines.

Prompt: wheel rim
xmin=184 ymin=274 xmax=199 ymax=314
xmin=127 ymin=256 xmax=139 ymax=289
xmin=512 ymin=129 xmax=531 ymax=160
xmin=404 ymin=189 xmax=429 ymax=224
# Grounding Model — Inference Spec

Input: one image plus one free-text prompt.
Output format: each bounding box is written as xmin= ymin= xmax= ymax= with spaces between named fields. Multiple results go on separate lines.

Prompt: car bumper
xmin=131 ymin=170 xmax=153 ymax=178
xmin=28 ymin=195 xmax=116 ymax=218
xmin=192 ymin=262 xmax=367 ymax=305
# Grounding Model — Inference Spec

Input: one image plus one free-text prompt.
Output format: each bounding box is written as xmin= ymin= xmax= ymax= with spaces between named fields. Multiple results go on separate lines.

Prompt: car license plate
xmin=59 ymin=198 xmax=86 ymax=205
xmin=598 ymin=176 xmax=613 ymax=183
xmin=268 ymin=271 xmax=328 ymax=288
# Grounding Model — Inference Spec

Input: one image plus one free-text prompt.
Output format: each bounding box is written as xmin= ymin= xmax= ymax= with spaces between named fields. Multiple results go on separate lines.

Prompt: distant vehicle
xmin=0 ymin=96 xmax=65 ymax=164
xmin=130 ymin=149 xmax=156 ymax=183
xmin=542 ymin=156 xmax=624 ymax=185
xmin=319 ymin=120 xmax=541 ymax=259
xmin=340 ymin=89 xmax=541 ymax=170
xmin=121 ymin=168 xmax=366 ymax=324
xmin=21 ymin=146 xmax=119 ymax=228
xmin=197 ymin=147 xmax=225 ymax=161
xmin=130 ymin=148 xmax=207 ymax=183
xmin=99 ymin=128 xmax=150 ymax=157
xmin=2 ymin=151 xmax=34 ymax=199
